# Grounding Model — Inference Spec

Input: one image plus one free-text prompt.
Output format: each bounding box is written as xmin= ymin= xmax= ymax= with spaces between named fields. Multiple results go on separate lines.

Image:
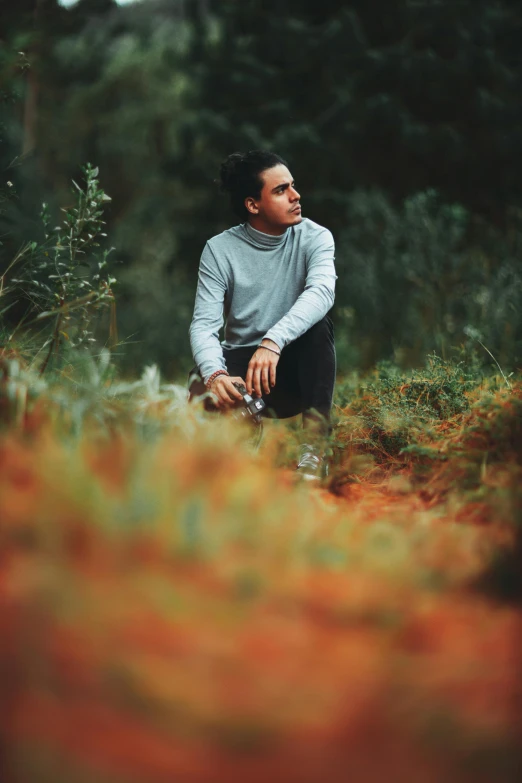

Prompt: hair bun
xmin=219 ymin=152 xmax=247 ymax=193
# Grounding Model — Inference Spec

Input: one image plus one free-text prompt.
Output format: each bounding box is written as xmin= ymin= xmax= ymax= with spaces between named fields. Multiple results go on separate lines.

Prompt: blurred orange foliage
xmin=0 ymin=391 xmax=521 ymax=783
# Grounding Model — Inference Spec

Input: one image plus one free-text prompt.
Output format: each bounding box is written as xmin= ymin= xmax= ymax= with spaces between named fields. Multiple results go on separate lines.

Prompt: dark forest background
xmin=1 ymin=0 xmax=521 ymax=377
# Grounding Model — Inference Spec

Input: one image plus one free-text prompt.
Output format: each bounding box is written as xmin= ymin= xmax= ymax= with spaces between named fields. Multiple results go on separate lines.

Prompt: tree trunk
xmin=21 ymin=0 xmax=44 ymax=156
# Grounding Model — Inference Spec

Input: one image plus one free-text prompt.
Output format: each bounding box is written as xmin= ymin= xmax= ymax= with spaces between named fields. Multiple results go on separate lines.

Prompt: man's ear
xmin=245 ymin=197 xmax=259 ymax=215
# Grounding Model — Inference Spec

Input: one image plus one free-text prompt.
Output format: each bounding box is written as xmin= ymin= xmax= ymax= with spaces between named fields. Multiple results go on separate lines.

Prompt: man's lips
xmin=290 ymin=204 xmax=302 ymax=213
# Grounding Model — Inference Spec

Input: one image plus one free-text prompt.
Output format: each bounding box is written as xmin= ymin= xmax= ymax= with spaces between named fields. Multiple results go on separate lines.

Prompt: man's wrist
xmin=205 ymin=369 xmax=229 ymax=389
xmin=260 ymin=338 xmax=282 ymax=352
xmin=258 ymin=340 xmax=281 ymax=357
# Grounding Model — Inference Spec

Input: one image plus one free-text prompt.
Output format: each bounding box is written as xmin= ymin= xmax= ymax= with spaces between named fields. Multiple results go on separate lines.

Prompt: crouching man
xmin=188 ymin=150 xmax=337 ymax=480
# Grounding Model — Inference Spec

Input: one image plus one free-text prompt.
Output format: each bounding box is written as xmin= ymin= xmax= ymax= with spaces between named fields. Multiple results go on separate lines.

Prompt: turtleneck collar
xmin=243 ymin=222 xmax=288 ymax=249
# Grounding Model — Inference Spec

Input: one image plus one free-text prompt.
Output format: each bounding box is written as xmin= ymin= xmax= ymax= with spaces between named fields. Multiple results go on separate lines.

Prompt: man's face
xmin=245 ymin=164 xmax=302 ymax=235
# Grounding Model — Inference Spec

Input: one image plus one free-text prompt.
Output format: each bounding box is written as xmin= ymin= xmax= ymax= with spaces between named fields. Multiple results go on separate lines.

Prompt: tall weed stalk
xmin=3 ymin=163 xmax=117 ymax=372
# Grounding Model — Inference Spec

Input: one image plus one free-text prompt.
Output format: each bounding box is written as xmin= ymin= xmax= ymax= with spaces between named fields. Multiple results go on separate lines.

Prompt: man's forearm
xmin=262 ymin=228 xmax=336 ymax=349
xmin=262 ymin=282 xmax=335 ymax=350
xmin=189 ymin=242 xmax=229 ymax=383
xmin=189 ymin=321 xmax=227 ymax=383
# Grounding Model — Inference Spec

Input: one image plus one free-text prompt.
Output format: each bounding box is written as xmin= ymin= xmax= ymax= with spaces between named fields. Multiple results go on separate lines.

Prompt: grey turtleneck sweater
xmin=189 ymin=218 xmax=337 ymax=383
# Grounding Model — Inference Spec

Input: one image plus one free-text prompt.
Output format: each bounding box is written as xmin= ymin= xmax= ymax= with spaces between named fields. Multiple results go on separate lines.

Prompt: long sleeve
xmin=262 ymin=228 xmax=336 ymax=350
xmin=189 ymin=243 xmax=228 ymax=383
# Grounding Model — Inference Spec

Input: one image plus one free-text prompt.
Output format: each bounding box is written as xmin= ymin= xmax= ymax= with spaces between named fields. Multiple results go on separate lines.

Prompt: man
xmin=188 ymin=150 xmax=337 ymax=480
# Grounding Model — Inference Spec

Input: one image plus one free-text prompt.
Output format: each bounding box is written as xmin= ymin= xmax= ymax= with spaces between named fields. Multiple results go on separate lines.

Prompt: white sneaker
xmin=295 ymin=443 xmax=327 ymax=482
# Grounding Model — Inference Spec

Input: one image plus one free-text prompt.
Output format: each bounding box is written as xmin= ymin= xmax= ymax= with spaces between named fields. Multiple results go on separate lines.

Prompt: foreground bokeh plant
xmin=0 ymin=354 xmax=521 ymax=783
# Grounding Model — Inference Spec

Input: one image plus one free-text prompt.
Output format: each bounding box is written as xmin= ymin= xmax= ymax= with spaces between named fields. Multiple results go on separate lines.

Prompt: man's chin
xmin=288 ymin=212 xmax=303 ymax=225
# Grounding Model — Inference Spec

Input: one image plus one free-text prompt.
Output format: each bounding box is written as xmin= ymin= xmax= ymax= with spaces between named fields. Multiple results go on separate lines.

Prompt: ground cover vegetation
xmin=1 ymin=1 xmax=522 ymax=781
xmin=1 ymin=343 xmax=521 ymax=782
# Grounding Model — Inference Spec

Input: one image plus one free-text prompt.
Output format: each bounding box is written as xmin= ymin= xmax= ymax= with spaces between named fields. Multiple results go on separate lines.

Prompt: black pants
xmin=189 ymin=315 xmax=336 ymax=433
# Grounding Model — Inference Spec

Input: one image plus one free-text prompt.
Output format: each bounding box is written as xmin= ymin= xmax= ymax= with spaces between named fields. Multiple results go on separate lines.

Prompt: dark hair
xmin=218 ymin=150 xmax=288 ymax=221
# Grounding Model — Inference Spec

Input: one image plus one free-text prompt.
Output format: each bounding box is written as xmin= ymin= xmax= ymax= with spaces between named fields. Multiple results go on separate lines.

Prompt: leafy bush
xmin=334 ymin=189 xmax=522 ymax=371
xmin=333 ymin=354 xmax=477 ymax=467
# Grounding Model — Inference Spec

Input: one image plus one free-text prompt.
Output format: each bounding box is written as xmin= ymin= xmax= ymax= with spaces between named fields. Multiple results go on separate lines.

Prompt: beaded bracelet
xmin=257 ymin=344 xmax=281 ymax=356
xmin=205 ymin=369 xmax=229 ymax=389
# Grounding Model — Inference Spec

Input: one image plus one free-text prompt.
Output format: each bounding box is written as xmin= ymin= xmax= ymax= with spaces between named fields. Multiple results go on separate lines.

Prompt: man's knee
xmin=295 ymin=315 xmax=334 ymax=347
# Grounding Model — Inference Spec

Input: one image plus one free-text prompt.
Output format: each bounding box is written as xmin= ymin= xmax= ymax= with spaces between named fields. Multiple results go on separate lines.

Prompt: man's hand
xmin=246 ymin=339 xmax=281 ymax=397
xmin=208 ymin=375 xmax=246 ymax=410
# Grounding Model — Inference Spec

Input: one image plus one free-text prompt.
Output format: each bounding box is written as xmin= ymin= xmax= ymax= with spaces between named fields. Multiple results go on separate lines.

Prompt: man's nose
xmin=290 ymin=186 xmax=300 ymax=200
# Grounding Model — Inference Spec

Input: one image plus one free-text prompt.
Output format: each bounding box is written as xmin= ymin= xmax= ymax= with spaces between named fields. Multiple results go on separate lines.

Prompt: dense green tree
xmin=199 ymin=0 xmax=522 ymax=221
xmin=1 ymin=0 xmax=522 ymax=374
